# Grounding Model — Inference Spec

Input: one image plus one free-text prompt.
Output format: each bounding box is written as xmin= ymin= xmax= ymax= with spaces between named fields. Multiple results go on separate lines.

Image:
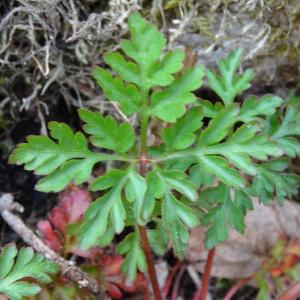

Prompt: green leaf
xmin=196 ymin=155 xmax=246 ymax=188
xmin=256 ymin=272 xmax=270 ymax=300
xmin=197 ymin=104 xmax=239 ymax=147
xmin=189 ymin=164 xmax=215 ymax=188
xmin=147 ymin=49 xmax=185 ymax=88
xmin=92 ymin=67 xmax=141 ymax=115
xmin=9 ymin=121 xmax=106 ymax=192
xmin=79 ymin=174 xmax=127 ymax=249
xmin=116 ymin=231 xmax=146 ymax=281
xmin=197 ymin=124 xmax=283 ymax=176
xmin=89 ymin=169 xmax=125 ymax=191
xmin=80 ymin=167 xmax=148 ymax=249
xmin=149 ymin=66 xmax=205 ymax=122
xmin=162 ymin=192 xmax=197 ymax=257
xmin=198 ymin=100 xmax=224 ymax=118
xmin=239 ymin=95 xmax=283 ymax=122
xmin=234 ymin=189 xmax=253 ymax=214
xmin=200 ymin=184 xmax=245 ymax=248
xmin=207 ymin=48 xmax=253 ymax=105
xmin=156 ymin=169 xmax=198 ymax=257
xmin=250 ymin=159 xmax=300 ymax=204
xmin=97 ymin=227 xmax=115 ymax=247
xmin=147 ymin=223 xmax=169 ymax=256
xmin=270 ymin=104 xmax=300 ymax=157
xmin=160 ymin=170 xmax=198 ymax=201
xmin=107 ymin=49 xmax=185 ymax=90
xmin=162 ymin=107 xmax=203 ymax=150
xmin=103 ymin=52 xmax=140 ymax=85
xmin=121 ymin=12 xmax=165 ymax=76
xmin=0 ymin=244 xmax=58 ymax=300
xmin=36 ymin=159 xmax=95 ymax=192
xmin=114 ymin=12 xmax=185 ymax=90
xmin=125 ymin=169 xmax=147 ymax=223
xmin=142 ymin=170 xmax=164 ymax=220
xmin=78 ymin=109 xmax=135 ymax=153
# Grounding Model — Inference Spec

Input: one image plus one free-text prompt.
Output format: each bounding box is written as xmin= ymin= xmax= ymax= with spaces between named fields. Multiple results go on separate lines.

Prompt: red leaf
xmin=99 ymin=255 xmax=147 ymax=297
xmin=37 ymin=220 xmax=62 ymax=252
xmin=101 ymin=255 xmax=124 ymax=276
xmin=106 ymin=283 xmax=123 ymax=299
xmin=70 ymin=246 xmax=103 ymax=259
xmin=50 ymin=185 xmax=91 ymax=232
xmin=49 ymin=206 xmax=68 ymax=233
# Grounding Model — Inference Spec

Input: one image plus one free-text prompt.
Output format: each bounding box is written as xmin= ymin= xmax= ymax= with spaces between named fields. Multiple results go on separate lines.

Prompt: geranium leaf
xmin=239 ymin=95 xmax=283 ymax=122
xmin=0 ymin=244 xmax=58 ymax=300
xmin=103 ymin=52 xmax=140 ymax=85
xmin=197 ymin=104 xmax=239 ymax=147
xmin=92 ymin=67 xmax=141 ymax=115
xmin=207 ymin=48 xmax=253 ymax=105
xmin=200 ymin=184 xmax=245 ymax=249
xmin=116 ymin=231 xmax=146 ymax=281
xmin=162 ymin=107 xmax=203 ymax=150
xmin=79 ymin=174 xmax=127 ymax=249
xmin=162 ymin=192 xmax=197 ymax=257
xmin=125 ymin=169 xmax=147 ymax=223
xmin=149 ymin=66 xmax=205 ymax=122
xmin=79 ymin=109 xmax=135 ymax=153
xmin=270 ymin=103 xmax=300 ymax=157
xmin=121 ymin=12 xmax=165 ymax=75
xmin=250 ymin=159 xmax=300 ymax=204
xmin=9 ymin=121 xmax=111 ymax=192
xmin=196 ymin=155 xmax=246 ymax=188
xmin=147 ymin=223 xmax=169 ymax=256
xmin=155 ymin=169 xmax=198 ymax=257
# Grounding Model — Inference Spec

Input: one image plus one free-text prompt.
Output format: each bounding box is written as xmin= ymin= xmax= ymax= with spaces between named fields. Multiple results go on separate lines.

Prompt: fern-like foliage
xmin=0 ymin=244 xmax=58 ymax=300
xmin=9 ymin=11 xmax=300 ymax=280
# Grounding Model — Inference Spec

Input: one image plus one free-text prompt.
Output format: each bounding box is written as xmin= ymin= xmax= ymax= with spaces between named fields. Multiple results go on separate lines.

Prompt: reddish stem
xmin=138 ymin=154 xmax=162 ymax=300
xmin=223 ymin=277 xmax=252 ymax=300
xmin=162 ymin=261 xmax=182 ymax=297
xmin=171 ymin=265 xmax=186 ymax=300
xmin=277 ymin=281 xmax=300 ymax=300
xmin=194 ymin=248 xmax=216 ymax=300
xmin=142 ymin=278 xmax=153 ymax=300
xmin=139 ymin=225 xmax=163 ymax=300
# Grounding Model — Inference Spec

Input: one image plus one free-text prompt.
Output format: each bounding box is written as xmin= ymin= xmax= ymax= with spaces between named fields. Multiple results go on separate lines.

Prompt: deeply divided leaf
xmin=0 ymin=244 xmax=58 ymax=300
xmin=149 ymin=66 xmax=205 ymax=122
xmin=79 ymin=109 xmax=135 ymax=153
xmin=116 ymin=232 xmax=146 ymax=281
xmin=92 ymin=67 xmax=141 ymax=115
xmin=162 ymin=107 xmax=203 ymax=150
xmin=200 ymin=185 xmax=246 ymax=249
xmin=9 ymin=122 xmax=107 ymax=192
xmin=207 ymin=48 xmax=253 ymax=105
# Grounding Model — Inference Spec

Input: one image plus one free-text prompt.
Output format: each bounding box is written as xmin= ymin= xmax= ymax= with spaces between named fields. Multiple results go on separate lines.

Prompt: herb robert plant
xmin=10 ymin=12 xmax=300 ymax=286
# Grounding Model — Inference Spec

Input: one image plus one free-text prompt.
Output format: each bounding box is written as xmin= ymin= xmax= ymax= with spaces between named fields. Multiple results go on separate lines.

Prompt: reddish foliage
xmin=49 ymin=184 xmax=91 ymax=232
xmin=37 ymin=184 xmax=146 ymax=299
xmin=37 ymin=184 xmax=90 ymax=254
xmin=98 ymin=255 xmax=147 ymax=299
xmin=269 ymin=240 xmax=300 ymax=277
xmin=37 ymin=220 xmax=62 ymax=252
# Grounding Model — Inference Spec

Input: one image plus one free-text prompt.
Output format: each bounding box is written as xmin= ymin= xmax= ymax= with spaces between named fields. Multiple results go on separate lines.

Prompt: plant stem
xmin=197 ymin=248 xmax=216 ymax=300
xmin=223 ymin=277 xmax=252 ymax=300
xmin=139 ymin=225 xmax=163 ymax=300
xmin=140 ymin=113 xmax=149 ymax=156
xmin=138 ymin=110 xmax=163 ymax=300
